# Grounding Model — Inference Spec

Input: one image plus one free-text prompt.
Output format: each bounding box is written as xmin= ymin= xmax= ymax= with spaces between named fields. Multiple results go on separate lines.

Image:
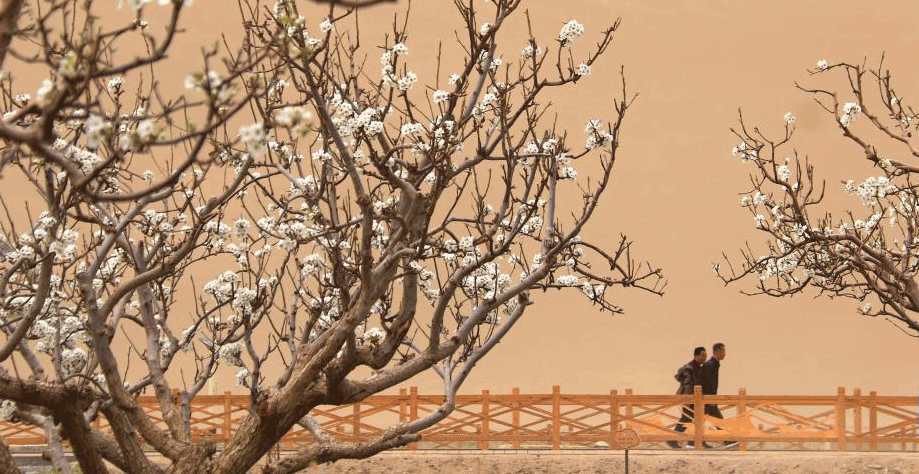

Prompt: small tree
xmin=716 ymin=56 xmax=919 ymax=338
xmin=0 ymin=0 xmax=664 ymax=472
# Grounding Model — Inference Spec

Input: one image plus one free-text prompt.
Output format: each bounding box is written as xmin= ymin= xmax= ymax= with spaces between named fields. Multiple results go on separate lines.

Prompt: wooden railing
xmin=2 ymin=386 xmax=917 ymax=451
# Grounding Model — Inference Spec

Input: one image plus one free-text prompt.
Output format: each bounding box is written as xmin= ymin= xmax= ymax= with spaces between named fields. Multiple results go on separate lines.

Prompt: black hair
xmin=694 ymin=346 xmax=706 ymax=356
xmin=713 ymin=342 xmax=725 ymax=352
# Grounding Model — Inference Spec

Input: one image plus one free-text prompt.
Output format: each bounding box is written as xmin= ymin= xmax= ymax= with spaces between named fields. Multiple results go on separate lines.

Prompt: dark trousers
xmin=705 ymin=404 xmax=736 ymax=444
xmin=674 ymin=405 xmax=693 ymax=433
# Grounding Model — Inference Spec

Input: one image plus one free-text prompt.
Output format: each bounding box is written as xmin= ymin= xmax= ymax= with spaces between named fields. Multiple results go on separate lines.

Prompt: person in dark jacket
xmin=667 ymin=346 xmax=706 ymax=449
xmin=700 ymin=342 xmax=738 ymax=449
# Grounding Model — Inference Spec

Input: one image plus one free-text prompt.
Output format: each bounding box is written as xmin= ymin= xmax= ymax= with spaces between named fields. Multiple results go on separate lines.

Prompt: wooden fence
xmin=2 ymin=386 xmax=917 ymax=451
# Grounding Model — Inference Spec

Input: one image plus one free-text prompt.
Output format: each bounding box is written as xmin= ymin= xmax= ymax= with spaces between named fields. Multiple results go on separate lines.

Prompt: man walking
xmin=701 ymin=342 xmax=739 ymax=449
xmin=667 ymin=347 xmax=706 ymax=449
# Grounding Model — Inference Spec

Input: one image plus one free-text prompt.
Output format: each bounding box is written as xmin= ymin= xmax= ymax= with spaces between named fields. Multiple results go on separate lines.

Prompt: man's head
xmin=712 ymin=342 xmax=726 ymax=360
xmin=693 ymin=346 xmax=707 ymax=364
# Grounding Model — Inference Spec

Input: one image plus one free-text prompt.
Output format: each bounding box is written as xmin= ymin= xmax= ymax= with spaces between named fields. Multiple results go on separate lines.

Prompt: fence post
xmin=738 ymin=388 xmax=747 ymax=451
xmin=399 ymin=388 xmax=407 ymax=421
xmin=853 ymin=388 xmax=862 ymax=451
xmin=409 ymin=387 xmax=418 ymax=450
xmin=610 ymin=389 xmax=619 ymax=449
xmin=352 ymin=402 xmax=361 ymax=442
xmin=693 ymin=385 xmax=704 ymax=451
xmin=869 ymin=391 xmax=877 ymax=452
xmin=223 ymin=391 xmax=231 ymax=442
xmin=625 ymin=388 xmax=633 ymax=430
xmin=552 ymin=385 xmax=561 ymax=451
xmin=836 ymin=386 xmax=847 ymax=452
xmin=512 ymin=388 xmax=520 ymax=449
xmin=480 ymin=389 xmax=490 ymax=451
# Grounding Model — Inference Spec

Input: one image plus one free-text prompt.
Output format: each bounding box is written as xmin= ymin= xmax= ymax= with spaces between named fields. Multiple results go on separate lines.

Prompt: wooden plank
xmin=738 ymin=388 xmax=747 ymax=451
xmin=853 ymin=388 xmax=862 ymax=450
xmin=480 ymin=389 xmax=489 ymax=451
xmin=512 ymin=388 xmax=520 ymax=449
xmin=610 ymin=389 xmax=619 ymax=449
xmin=552 ymin=385 xmax=561 ymax=451
xmin=410 ymin=387 xmax=418 ymax=450
xmin=693 ymin=385 xmax=703 ymax=451
xmin=223 ymin=391 xmax=231 ymax=442
xmin=836 ymin=387 xmax=847 ymax=452
xmin=353 ymin=402 xmax=361 ymax=440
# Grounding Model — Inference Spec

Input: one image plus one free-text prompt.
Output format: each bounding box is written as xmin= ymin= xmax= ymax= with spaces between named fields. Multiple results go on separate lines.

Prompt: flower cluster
xmin=521 ymin=43 xmax=543 ymax=59
xmin=584 ymin=119 xmax=613 ymax=150
xmin=0 ymin=400 xmax=15 ymax=421
xmin=236 ymin=368 xmax=249 ymax=387
xmin=380 ymin=44 xmax=417 ymax=91
xmin=839 ymin=102 xmax=861 ymax=128
xmin=844 ymin=176 xmax=897 ymax=206
xmin=83 ymin=115 xmax=111 ymax=150
xmin=119 ymin=0 xmax=195 ymax=9
xmin=218 ymin=342 xmax=244 ymax=366
xmin=120 ymin=118 xmax=163 ymax=152
xmin=274 ymin=106 xmax=312 ymax=136
xmin=759 ymin=252 xmax=800 ymax=280
xmin=36 ymin=79 xmax=55 ymax=105
xmin=362 ymin=327 xmax=386 ymax=346
xmin=777 ymin=163 xmax=791 ymax=182
xmin=238 ymin=123 xmax=266 ymax=158
xmin=184 ymin=71 xmax=231 ymax=102
xmin=558 ymin=20 xmax=585 ymax=46
xmin=731 ymin=141 xmax=758 ymax=162
xmin=432 ymin=90 xmax=449 ymax=105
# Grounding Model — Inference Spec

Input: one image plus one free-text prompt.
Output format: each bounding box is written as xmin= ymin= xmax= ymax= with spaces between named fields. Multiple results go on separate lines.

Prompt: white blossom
xmin=218 ymin=342 xmax=244 ymax=366
xmin=236 ymin=368 xmax=250 ymax=387
xmin=558 ymin=20 xmax=584 ymax=46
xmin=432 ymin=90 xmax=449 ymax=104
xmin=0 ymin=400 xmax=15 ymax=421
xmin=556 ymin=275 xmax=579 ymax=287
xmin=777 ymin=164 xmax=791 ymax=182
xmin=83 ymin=115 xmax=110 ymax=149
xmin=397 ymin=72 xmax=418 ymax=92
xmin=521 ymin=43 xmax=543 ymax=59
xmin=108 ymin=76 xmax=124 ymax=91
xmin=363 ymin=327 xmax=385 ymax=345
xmin=275 ymin=106 xmax=312 ymax=129
xmin=840 ymin=102 xmax=861 ymax=128
xmin=238 ymin=122 xmax=266 ymax=158
xmin=401 ymin=122 xmax=425 ymax=138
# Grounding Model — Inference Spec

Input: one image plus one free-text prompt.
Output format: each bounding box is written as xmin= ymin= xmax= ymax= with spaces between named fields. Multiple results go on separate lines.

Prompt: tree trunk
xmin=167 ymin=442 xmax=217 ymax=474
xmin=0 ymin=436 xmax=21 ymax=474
xmin=0 ymin=0 xmax=22 ymax=69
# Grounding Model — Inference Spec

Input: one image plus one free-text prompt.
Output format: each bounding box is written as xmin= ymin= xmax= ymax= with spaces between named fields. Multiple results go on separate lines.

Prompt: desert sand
xmin=307 ymin=451 xmax=919 ymax=474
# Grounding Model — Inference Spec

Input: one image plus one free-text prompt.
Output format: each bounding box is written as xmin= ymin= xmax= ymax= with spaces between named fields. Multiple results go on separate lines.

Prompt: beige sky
xmin=367 ymin=0 xmax=919 ymax=397
xmin=6 ymin=0 xmax=919 ymax=400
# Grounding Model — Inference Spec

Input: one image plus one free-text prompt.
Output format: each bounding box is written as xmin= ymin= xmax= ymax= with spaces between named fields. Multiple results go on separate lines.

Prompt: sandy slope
xmin=307 ymin=451 xmax=919 ymax=474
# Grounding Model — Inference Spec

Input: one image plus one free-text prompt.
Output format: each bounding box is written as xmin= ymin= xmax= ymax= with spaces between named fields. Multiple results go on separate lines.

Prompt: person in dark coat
xmin=667 ymin=346 xmax=706 ymax=449
xmin=700 ymin=342 xmax=738 ymax=449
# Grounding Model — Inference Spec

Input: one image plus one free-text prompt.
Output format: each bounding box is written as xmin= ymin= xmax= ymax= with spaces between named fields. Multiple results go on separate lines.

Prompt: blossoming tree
xmin=715 ymin=56 xmax=919 ymax=338
xmin=0 ymin=0 xmax=664 ymax=472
